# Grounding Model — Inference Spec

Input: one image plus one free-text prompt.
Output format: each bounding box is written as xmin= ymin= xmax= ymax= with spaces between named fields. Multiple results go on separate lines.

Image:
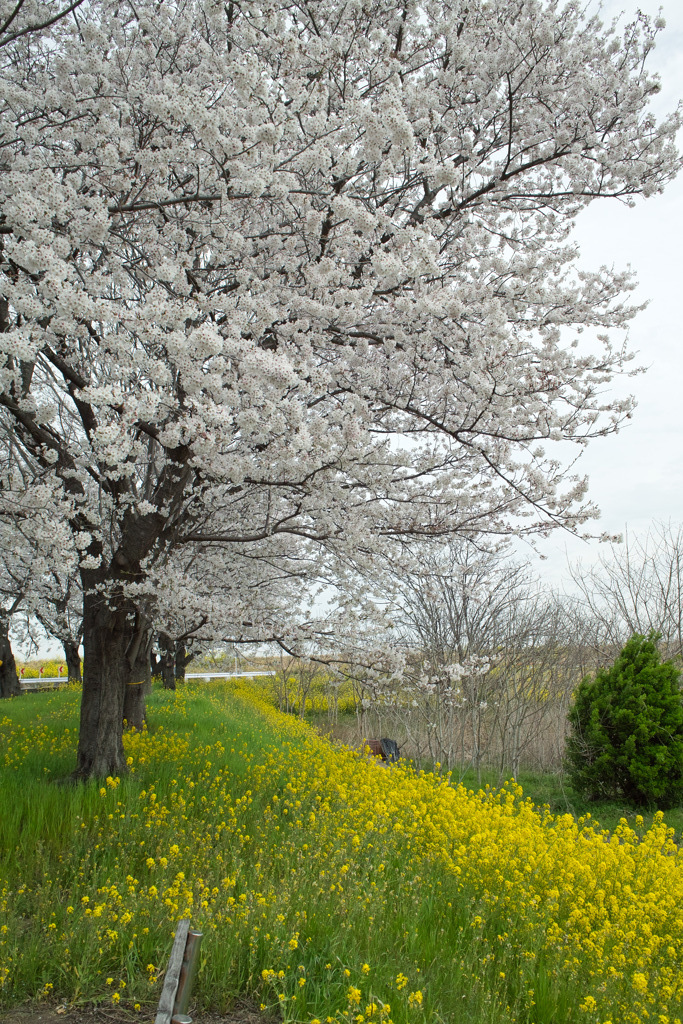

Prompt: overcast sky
xmin=529 ymin=0 xmax=683 ymax=584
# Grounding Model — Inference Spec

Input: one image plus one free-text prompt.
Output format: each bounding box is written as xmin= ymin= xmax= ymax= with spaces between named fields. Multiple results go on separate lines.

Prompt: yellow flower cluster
xmin=253 ymin=673 xmax=358 ymax=716
xmin=223 ymin=681 xmax=683 ymax=1024
xmin=1 ymin=680 xmax=683 ymax=1024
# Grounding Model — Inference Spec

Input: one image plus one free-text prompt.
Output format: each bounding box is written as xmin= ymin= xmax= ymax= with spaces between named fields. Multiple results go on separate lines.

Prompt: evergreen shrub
xmin=565 ymin=631 xmax=683 ymax=808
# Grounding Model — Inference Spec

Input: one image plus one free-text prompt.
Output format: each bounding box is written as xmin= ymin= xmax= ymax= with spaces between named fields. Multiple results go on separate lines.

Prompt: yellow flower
xmin=347 ymin=987 xmax=362 ymax=1006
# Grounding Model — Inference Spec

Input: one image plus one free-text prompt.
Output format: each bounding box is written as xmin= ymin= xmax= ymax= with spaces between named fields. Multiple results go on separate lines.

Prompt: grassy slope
xmin=2 ymin=683 xmax=683 ymax=1024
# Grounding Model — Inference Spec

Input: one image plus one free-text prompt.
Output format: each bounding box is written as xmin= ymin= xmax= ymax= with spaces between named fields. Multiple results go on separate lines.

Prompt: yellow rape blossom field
xmin=1 ymin=680 xmax=683 ymax=1024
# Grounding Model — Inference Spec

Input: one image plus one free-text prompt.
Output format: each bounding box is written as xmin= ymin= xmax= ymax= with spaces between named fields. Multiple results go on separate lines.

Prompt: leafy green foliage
xmin=566 ymin=632 xmax=683 ymax=808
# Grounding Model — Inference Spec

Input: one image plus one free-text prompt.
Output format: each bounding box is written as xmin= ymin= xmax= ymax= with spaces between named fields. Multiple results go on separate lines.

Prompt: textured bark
xmin=175 ymin=641 xmax=192 ymax=683
xmin=159 ymin=633 xmax=176 ymax=690
xmin=75 ymin=589 xmax=132 ymax=778
xmin=124 ymin=618 xmax=154 ymax=733
xmin=63 ymin=639 xmax=82 ymax=682
xmin=122 ymin=680 xmax=145 ymax=730
xmin=123 ymin=628 xmax=152 ymax=730
xmin=0 ymin=620 xmax=20 ymax=698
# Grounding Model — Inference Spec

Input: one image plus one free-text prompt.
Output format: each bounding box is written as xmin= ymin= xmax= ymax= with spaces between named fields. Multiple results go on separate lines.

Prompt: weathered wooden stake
xmin=155 ymin=919 xmax=190 ymax=1024
xmin=174 ymin=929 xmax=204 ymax=1015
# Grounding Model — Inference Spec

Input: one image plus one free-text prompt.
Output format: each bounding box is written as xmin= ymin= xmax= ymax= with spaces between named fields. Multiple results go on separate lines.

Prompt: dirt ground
xmin=0 ymin=1001 xmax=265 ymax=1024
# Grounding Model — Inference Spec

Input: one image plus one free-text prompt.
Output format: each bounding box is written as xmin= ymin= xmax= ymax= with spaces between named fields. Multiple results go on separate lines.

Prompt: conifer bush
xmin=565 ymin=632 xmax=683 ymax=808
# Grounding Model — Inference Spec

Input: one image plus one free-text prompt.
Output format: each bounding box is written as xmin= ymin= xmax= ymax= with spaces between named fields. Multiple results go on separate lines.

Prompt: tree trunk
xmin=175 ymin=641 xmax=191 ymax=683
xmin=159 ymin=633 xmax=176 ymax=690
xmin=123 ymin=678 xmax=146 ymax=731
xmin=63 ymin=639 xmax=82 ymax=683
xmin=75 ymin=588 xmax=132 ymax=778
xmin=0 ymin=620 xmax=20 ymax=699
xmin=123 ymin=630 xmax=152 ymax=731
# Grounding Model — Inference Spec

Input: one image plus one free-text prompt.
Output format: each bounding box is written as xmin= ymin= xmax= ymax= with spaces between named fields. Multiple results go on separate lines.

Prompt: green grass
xmin=2 ymin=682 xmax=683 ymax=1024
xmin=0 ymin=685 xmax=287 ymax=1009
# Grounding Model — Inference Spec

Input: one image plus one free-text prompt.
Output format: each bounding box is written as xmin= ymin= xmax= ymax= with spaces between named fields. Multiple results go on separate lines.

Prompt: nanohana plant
xmin=565 ymin=632 xmax=683 ymax=808
xmin=0 ymin=0 xmax=680 ymax=775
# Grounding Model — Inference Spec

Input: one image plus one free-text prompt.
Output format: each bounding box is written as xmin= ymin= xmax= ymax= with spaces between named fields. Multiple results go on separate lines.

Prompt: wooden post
xmin=155 ymin=919 xmax=190 ymax=1024
xmin=174 ymin=929 xmax=203 ymax=1014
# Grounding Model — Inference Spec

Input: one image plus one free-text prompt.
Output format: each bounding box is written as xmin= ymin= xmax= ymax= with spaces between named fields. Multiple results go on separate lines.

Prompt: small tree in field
xmin=565 ymin=632 xmax=683 ymax=808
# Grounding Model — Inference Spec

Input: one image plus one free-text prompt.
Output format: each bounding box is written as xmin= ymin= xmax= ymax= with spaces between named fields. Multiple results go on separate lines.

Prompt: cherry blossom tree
xmin=0 ymin=588 xmax=20 ymax=698
xmin=1 ymin=523 xmax=84 ymax=684
xmin=0 ymin=472 xmax=78 ymax=696
xmin=0 ymin=520 xmax=30 ymax=698
xmin=0 ymin=0 xmax=680 ymax=776
xmin=34 ymin=572 xmax=83 ymax=682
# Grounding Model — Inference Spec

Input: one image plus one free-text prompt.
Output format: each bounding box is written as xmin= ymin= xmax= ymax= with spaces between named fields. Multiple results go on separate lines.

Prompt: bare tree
xmin=570 ymin=522 xmax=683 ymax=659
xmin=373 ymin=541 xmax=586 ymax=778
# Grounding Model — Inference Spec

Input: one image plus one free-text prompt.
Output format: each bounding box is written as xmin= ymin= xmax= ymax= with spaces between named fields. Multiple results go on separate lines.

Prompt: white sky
xmin=529 ymin=0 xmax=683 ymax=584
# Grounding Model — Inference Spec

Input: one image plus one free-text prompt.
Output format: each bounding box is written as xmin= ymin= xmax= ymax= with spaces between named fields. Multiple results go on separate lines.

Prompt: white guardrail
xmin=19 ymin=669 xmax=276 ymax=691
xmin=185 ymin=670 xmax=277 ymax=680
xmin=19 ymin=676 xmax=66 ymax=689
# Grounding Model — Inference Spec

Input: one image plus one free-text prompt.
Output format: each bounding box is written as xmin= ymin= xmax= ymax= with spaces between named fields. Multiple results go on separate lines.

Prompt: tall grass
xmin=1 ymin=682 xmax=683 ymax=1024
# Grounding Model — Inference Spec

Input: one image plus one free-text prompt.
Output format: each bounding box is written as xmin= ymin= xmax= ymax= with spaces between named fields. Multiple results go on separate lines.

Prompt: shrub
xmin=565 ymin=632 xmax=683 ymax=808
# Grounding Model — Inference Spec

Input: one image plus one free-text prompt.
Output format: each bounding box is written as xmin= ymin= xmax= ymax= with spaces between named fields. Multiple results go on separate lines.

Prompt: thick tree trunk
xmin=175 ymin=641 xmax=191 ymax=683
xmin=123 ymin=680 xmax=146 ymax=730
xmin=0 ymin=620 xmax=20 ymax=698
xmin=75 ymin=589 xmax=132 ymax=778
xmin=63 ymin=639 xmax=82 ymax=683
xmin=123 ymin=629 xmax=152 ymax=730
xmin=159 ymin=633 xmax=176 ymax=690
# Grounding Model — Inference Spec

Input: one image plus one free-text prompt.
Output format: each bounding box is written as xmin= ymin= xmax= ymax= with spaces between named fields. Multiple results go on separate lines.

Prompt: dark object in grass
xmin=366 ymin=738 xmax=401 ymax=763
xmin=381 ymin=738 xmax=401 ymax=762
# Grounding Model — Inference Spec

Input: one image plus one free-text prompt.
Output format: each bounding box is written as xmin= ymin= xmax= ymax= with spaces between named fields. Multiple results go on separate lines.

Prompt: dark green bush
xmin=565 ymin=631 xmax=683 ymax=808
